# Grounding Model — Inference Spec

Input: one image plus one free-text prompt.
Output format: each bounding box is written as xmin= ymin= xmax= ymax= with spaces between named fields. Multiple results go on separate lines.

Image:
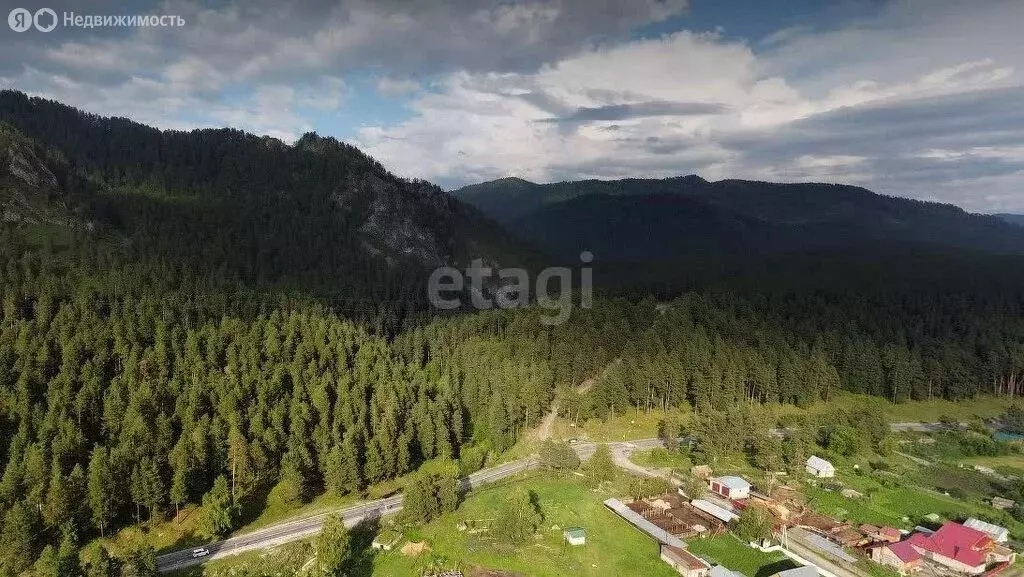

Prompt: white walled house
xmin=805 ymin=456 xmax=835 ymax=478
xmin=708 ymin=476 xmax=751 ymax=500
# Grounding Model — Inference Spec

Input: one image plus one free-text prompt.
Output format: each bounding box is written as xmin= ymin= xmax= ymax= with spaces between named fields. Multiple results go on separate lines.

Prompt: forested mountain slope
xmin=1 ymin=92 xmax=1024 ymax=576
xmin=455 ymin=176 xmax=1024 ymax=259
xmin=0 ymin=123 xmax=93 ymax=229
xmin=0 ymin=90 xmax=532 ymax=309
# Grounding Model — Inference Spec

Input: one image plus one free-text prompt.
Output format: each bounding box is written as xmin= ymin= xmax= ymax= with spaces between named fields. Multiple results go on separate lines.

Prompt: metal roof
xmin=773 ymin=566 xmax=818 ymax=577
xmin=806 ymin=455 xmax=834 ymax=470
xmin=710 ymin=565 xmax=746 ymax=577
xmin=803 ymin=532 xmax=858 ymax=563
xmin=603 ymin=499 xmax=687 ymax=549
xmin=690 ymin=499 xmax=739 ymax=523
xmin=715 ymin=476 xmax=751 ymax=490
xmin=964 ymin=517 xmax=1009 ymax=540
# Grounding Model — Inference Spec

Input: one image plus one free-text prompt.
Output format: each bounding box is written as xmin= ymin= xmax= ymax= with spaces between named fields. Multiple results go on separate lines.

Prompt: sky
xmin=1 ymin=0 xmax=1023 ymax=213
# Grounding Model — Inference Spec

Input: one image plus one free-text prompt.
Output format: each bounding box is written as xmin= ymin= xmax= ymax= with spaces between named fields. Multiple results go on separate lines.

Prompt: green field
xmin=551 ymin=406 xmax=693 ymax=442
xmin=687 ymin=534 xmax=798 ymax=577
xmin=168 ymin=472 xmax=804 ymax=577
xmin=371 ymin=472 xmax=683 ymax=577
xmin=962 ymin=454 xmax=1024 ymax=477
xmin=803 ymin=468 xmax=1022 ymax=535
xmin=630 ymin=447 xmax=693 ymax=470
xmin=550 ymin=394 xmax=1017 ymax=443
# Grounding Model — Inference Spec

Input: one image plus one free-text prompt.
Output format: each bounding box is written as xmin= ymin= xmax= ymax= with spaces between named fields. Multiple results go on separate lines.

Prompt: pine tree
xmin=120 ymin=545 xmax=158 ymax=577
xmin=494 ymin=488 xmax=543 ymax=544
xmin=583 ymin=445 xmax=616 ymax=485
xmin=0 ymin=501 xmax=41 ymax=576
xmin=43 ymin=466 xmax=71 ymax=529
xmin=82 ymin=543 xmax=114 ymax=577
xmin=313 ymin=514 xmax=351 ymax=577
xmin=55 ymin=531 xmax=81 ymax=577
xmin=87 ymin=447 xmax=113 ymax=537
xmin=199 ymin=475 xmax=237 ymax=539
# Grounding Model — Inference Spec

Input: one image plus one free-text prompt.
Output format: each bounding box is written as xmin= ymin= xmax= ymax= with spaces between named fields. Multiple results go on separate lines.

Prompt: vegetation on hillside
xmin=1 ymin=91 xmax=1024 ymax=577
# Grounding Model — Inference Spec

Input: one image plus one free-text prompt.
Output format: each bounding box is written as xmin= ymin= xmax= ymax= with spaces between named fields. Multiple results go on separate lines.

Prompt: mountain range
xmin=998 ymin=213 xmax=1024 ymax=227
xmin=0 ymin=90 xmax=532 ymax=310
xmin=3 ymin=87 xmax=1024 ymax=295
xmin=455 ymin=176 xmax=1024 ymax=261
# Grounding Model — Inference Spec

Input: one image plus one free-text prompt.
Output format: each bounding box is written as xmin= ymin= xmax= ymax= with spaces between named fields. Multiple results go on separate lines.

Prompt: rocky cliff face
xmin=336 ymin=172 xmax=449 ymax=267
xmin=0 ymin=126 xmax=78 ymax=227
xmin=0 ymin=92 xmax=531 ymax=281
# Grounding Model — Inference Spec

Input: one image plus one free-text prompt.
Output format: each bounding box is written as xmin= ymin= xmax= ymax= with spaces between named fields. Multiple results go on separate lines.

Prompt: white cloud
xmin=375 ymin=77 xmax=421 ymax=97
xmin=355 ymin=1 xmax=1024 ymax=212
xmin=2 ymin=0 xmax=1024 ymax=211
xmin=358 ymin=31 xmax=778 ymax=185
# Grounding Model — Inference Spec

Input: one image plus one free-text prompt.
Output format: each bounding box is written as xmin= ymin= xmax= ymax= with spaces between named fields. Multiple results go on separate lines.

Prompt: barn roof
xmin=806 ymin=455 xmax=834 ymax=470
xmin=716 ymin=476 xmax=751 ymax=490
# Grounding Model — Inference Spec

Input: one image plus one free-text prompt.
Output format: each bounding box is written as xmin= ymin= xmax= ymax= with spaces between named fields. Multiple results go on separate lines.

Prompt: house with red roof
xmin=871 ymin=540 xmax=923 ymax=575
xmin=903 ymin=522 xmax=1015 ymax=574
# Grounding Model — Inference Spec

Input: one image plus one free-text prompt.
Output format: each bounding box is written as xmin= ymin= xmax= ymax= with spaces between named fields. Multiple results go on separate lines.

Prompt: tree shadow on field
xmin=755 ymin=559 xmax=800 ymax=577
xmin=346 ymin=516 xmax=381 ymax=577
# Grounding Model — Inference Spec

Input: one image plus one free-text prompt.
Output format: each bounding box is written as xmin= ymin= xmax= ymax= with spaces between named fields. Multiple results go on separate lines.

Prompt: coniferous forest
xmin=1 ymin=90 xmax=1024 ymax=576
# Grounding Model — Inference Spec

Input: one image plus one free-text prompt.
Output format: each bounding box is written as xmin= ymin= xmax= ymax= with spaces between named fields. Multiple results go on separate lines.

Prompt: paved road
xmin=156 ymin=458 xmax=536 ymax=573
xmin=156 ymin=438 xmax=667 ymax=573
xmin=156 ymin=423 xmax=951 ymax=573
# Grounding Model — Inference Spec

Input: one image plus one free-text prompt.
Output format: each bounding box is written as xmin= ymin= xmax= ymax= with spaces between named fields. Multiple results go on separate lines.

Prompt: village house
xmin=860 ymin=524 xmax=902 ymax=544
xmin=871 ymin=540 xmax=923 ymax=575
xmin=708 ymin=476 xmax=751 ymax=500
xmin=905 ymin=522 xmax=1015 ymax=574
xmin=991 ymin=497 xmax=1015 ymax=510
xmin=660 ymin=544 xmax=711 ymax=577
xmin=805 ymin=456 xmax=835 ymax=478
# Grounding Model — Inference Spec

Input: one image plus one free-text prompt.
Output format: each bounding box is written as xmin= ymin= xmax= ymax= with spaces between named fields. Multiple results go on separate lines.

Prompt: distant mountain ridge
xmin=454 ymin=176 xmax=1024 ymax=260
xmin=998 ymin=213 xmax=1024 ymax=227
xmin=0 ymin=90 xmax=533 ymax=303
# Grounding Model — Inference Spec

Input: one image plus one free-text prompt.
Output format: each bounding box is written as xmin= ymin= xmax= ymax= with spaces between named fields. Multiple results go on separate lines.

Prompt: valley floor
xmin=102 ymin=394 xmax=1024 ymax=577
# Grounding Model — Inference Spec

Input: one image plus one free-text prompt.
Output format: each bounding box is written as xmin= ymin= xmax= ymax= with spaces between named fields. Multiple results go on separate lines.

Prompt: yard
xmin=802 ymin=467 xmax=1022 ymax=536
xmin=630 ymin=447 xmax=693 ymax=470
xmin=686 ymin=534 xmax=798 ymax=577
xmin=962 ymin=454 xmax=1024 ymax=477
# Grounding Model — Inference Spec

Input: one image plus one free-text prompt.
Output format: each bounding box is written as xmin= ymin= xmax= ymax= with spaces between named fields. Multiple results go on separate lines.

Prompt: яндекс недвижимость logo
xmin=8 ymin=8 xmax=57 ymax=32
xmin=8 ymin=8 xmax=185 ymax=32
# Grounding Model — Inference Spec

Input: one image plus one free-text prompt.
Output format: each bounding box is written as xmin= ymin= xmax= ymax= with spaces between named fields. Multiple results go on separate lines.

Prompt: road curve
xmin=157 ymin=440 xmax=669 ymax=573
xmin=157 ymin=424 xmax=944 ymax=572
